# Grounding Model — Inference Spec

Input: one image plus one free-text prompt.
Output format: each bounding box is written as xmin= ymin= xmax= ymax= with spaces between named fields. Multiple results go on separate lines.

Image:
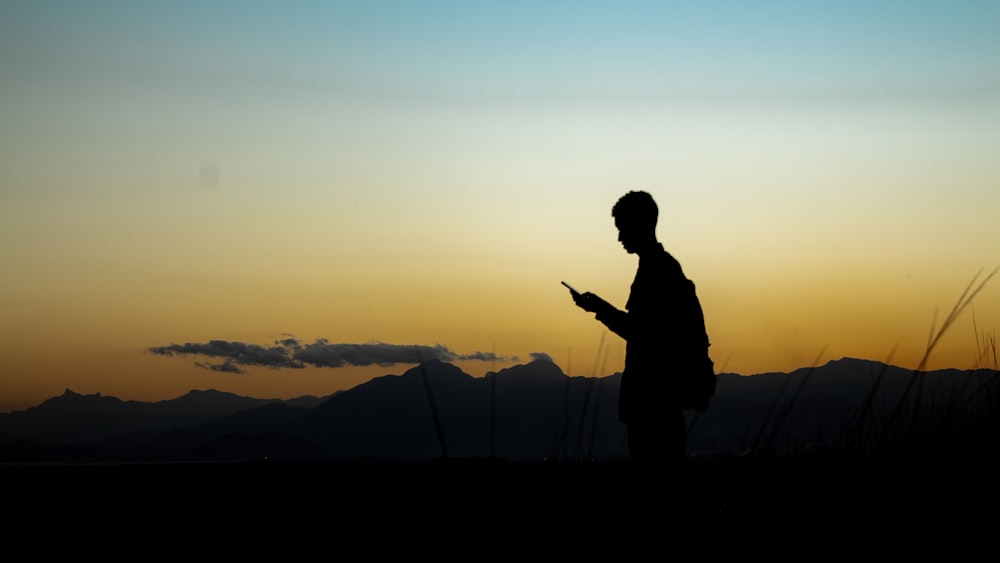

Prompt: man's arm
xmin=573 ymin=292 xmax=630 ymax=340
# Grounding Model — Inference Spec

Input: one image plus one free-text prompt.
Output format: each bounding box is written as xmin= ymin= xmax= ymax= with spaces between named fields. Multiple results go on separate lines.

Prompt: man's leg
xmin=627 ymin=408 xmax=686 ymax=467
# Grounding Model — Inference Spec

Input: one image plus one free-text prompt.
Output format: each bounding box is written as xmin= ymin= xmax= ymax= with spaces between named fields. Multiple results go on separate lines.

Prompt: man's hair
xmin=612 ymin=191 xmax=658 ymax=229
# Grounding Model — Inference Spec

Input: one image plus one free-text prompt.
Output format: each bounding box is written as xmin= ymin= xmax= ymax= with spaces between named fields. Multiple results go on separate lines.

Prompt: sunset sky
xmin=2 ymin=1 xmax=998 ymax=413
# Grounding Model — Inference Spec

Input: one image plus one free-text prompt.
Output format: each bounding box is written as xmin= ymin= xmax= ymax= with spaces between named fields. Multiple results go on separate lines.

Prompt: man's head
xmin=612 ymin=191 xmax=658 ymax=254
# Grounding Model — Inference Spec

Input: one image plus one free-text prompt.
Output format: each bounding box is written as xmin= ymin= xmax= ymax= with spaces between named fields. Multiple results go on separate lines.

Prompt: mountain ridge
xmin=2 ymin=356 xmax=997 ymax=463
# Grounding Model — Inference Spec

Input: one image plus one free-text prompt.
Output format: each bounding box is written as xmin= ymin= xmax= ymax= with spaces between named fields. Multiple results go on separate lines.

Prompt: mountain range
xmin=2 ymin=356 xmax=997 ymax=464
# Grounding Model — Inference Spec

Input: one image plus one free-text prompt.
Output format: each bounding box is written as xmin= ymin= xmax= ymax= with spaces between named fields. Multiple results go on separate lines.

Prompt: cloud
xmin=290 ymin=340 xmax=457 ymax=368
xmin=195 ymin=358 xmax=245 ymax=374
xmin=148 ymin=338 xmax=514 ymax=373
xmin=454 ymin=351 xmax=519 ymax=363
xmin=148 ymin=340 xmax=304 ymax=371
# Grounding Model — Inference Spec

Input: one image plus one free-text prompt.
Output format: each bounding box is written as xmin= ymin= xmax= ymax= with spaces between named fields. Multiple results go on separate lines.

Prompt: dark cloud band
xmin=148 ymin=340 xmax=304 ymax=370
xmin=148 ymin=338 xmax=515 ymax=373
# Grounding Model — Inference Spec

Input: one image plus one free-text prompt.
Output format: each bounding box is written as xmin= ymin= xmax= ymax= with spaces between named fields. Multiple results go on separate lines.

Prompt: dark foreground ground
xmin=4 ymin=454 xmax=997 ymax=551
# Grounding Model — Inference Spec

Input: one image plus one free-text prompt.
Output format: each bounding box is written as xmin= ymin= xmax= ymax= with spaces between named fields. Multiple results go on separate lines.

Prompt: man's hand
xmin=572 ymin=291 xmax=614 ymax=315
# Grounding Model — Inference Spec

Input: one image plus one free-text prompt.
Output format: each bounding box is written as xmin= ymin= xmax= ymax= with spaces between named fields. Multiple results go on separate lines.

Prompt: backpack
xmin=676 ymin=279 xmax=716 ymax=413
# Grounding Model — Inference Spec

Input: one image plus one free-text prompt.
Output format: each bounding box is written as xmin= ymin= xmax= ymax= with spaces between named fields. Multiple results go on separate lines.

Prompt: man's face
xmin=615 ymin=217 xmax=641 ymax=254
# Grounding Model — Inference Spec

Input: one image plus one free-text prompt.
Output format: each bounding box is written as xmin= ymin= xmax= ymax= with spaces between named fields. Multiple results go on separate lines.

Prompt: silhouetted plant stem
xmin=841 ymin=346 xmax=897 ymax=455
xmin=490 ymin=345 xmax=496 ymax=460
xmin=884 ymin=267 xmax=997 ymax=449
xmin=553 ymin=348 xmax=572 ymax=462
xmin=972 ymin=307 xmax=998 ymax=370
xmin=416 ymin=354 xmax=448 ymax=459
xmin=586 ymin=382 xmax=602 ymax=461
xmin=574 ymin=378 xmax=595 ymax=459
xmin=757 ymin=346 xmax=827 ymax=458
xmin=570 ymin=332 xmax=606 ymax=460
xmin=748 ymin=369 xmax=793 ymax=456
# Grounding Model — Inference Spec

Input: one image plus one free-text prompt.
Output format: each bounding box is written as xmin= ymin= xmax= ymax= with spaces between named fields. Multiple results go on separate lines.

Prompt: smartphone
xmin=561 ymin=281 xmax=581 ymax=296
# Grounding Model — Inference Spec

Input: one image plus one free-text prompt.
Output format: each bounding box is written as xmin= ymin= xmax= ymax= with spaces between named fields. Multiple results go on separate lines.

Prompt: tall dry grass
xmin=758 ymin=267 xmax=1000 ymax=465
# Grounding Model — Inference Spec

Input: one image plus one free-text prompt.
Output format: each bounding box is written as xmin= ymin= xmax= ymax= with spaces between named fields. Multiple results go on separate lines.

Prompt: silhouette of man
xmin=569 ymin=191 xmax=710 ymax=468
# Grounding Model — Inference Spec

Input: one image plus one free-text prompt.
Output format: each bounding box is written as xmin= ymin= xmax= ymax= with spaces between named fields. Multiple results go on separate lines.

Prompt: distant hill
xmin=0 ymin=389 xmax=327 ymax=449
xmin=1 ymin=357 xmax=997 ymax=464
xmin=290 ymin=358 xmax=623 ymax=461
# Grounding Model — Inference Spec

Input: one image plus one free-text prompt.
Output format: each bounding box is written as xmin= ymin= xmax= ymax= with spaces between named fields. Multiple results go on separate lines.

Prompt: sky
xmin=2 ymin=0 xmax=999 ymax=413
